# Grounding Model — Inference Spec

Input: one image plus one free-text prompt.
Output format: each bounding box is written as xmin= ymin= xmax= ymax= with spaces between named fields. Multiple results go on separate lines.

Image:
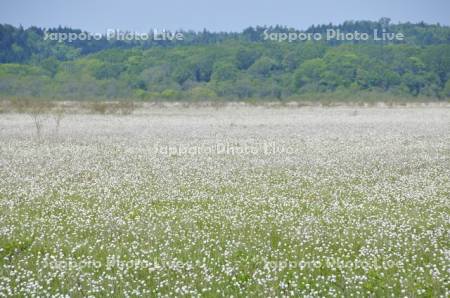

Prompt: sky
xmin=1 ymin=0 xmax=449 ymax=32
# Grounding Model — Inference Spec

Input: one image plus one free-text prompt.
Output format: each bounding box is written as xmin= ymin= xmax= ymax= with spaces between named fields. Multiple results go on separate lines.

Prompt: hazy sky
xmin=1 ymin=0 xmax=449 ymax=32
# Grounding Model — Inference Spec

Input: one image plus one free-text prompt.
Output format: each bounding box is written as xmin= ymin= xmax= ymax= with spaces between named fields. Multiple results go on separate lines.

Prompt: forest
xmin=1 ymin=19 xmax=449 ymax=101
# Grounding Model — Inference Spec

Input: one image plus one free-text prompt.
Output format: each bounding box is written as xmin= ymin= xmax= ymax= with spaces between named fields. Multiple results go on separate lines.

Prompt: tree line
xmin=0 ymin=19 xmax=449 ymax=101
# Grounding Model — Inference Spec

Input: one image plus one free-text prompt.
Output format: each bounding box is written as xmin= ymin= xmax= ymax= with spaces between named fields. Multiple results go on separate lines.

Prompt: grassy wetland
xmin=0 ymin=103 xmax=448 ymax=297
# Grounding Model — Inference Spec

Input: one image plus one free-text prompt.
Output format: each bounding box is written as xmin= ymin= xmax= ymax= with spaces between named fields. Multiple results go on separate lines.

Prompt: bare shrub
xmin=29 ymin=110 xmax=46 ymax=138
xmin=24 ymin=100 xmax=54 ymax=138
xmin=51 ymin=107 xmax=65 ymax=135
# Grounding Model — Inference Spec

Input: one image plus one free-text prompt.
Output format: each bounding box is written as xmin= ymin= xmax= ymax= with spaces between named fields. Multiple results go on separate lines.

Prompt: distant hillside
xmin=0 ymin=19 xmax=449 ymax=101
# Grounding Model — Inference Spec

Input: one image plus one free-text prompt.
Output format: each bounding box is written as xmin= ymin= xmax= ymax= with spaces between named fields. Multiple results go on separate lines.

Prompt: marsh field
xmin=0 ymin=104 xmax=449 ymax=297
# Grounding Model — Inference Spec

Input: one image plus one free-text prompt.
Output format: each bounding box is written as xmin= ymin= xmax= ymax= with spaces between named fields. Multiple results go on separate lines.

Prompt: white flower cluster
xmin=0 ymin=106 xmax=448 ymax=296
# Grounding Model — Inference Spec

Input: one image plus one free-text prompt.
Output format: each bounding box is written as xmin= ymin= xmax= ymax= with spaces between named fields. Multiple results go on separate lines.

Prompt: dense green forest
xmin=1 ymin=19 xmax=450 ymax=101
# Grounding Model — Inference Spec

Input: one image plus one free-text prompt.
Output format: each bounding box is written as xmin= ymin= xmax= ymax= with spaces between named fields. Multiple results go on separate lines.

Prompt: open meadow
xmin=0 ymin=104 xmax=449 ymax=297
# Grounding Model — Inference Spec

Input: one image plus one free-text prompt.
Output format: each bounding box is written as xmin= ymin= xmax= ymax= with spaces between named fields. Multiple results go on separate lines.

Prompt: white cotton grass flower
xmin=0 ymin=105 xmax=448 ymax=296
